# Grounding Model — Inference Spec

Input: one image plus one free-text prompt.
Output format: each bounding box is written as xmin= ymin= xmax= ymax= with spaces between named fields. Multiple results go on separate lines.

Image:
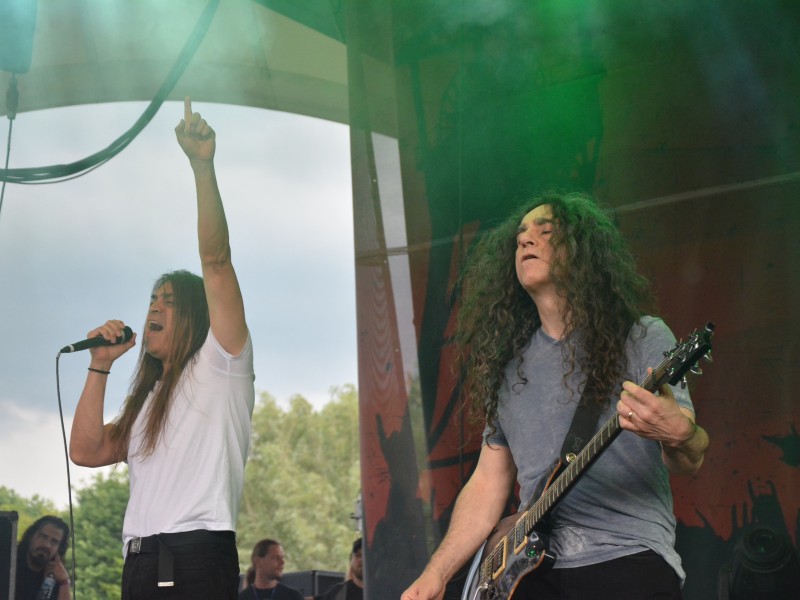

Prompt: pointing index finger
xmin=184 ymin=96 xmax=192 ymax=131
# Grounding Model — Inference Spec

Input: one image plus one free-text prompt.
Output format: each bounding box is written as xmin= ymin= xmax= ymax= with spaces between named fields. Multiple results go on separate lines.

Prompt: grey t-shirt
xmin=484 ymin=317 xmax=693 ymax=582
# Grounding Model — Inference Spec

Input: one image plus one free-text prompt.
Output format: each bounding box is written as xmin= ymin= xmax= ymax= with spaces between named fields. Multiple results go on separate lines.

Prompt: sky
xmin=0 ymin=100 xmax=357 ymax=507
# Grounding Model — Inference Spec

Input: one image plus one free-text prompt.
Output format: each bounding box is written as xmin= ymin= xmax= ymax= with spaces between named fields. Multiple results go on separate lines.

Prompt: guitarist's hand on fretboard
xmin=618 ymin=370 xmax=709 ymax=475
xmin=617 ymin=373 xmax=694 ymax=442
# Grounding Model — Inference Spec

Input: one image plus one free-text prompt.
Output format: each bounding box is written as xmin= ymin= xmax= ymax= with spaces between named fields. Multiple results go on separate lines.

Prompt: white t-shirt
xmin=121 ymin=329 xmax=255 ymax=555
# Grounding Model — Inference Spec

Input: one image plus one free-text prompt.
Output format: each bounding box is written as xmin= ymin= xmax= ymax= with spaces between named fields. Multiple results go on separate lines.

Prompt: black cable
xmin=55 ymin=353 xmax=77 ymax=600
xmin=0 ymin=0 xmax=221 ymax=185
xmin=0 ymin=73 xmax=18 ymax=218
xmin=0 ymin=116 xmax=11 ymax=218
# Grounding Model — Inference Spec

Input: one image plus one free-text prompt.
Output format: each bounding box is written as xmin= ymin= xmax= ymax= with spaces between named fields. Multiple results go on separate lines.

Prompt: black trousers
xmin=121 ymin=530 xmax=239 ymax=600
xmin=512 ymin=550 xmax=682 ymax=600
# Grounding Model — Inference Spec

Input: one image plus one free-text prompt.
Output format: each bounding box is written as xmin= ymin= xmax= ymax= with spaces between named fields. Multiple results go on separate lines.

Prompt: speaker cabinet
xmin=281 ymin=569 xmax=344 ymax=597
xmin=0 ymin=511 xmax=18 ymax=600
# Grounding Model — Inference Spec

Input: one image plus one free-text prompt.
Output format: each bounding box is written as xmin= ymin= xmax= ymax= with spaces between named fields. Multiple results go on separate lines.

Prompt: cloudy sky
xmin=0 ymin=100 xmax=356 ymax=506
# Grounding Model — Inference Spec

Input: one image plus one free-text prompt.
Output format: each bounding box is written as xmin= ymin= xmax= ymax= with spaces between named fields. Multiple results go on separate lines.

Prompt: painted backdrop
xmin=346 ymin=2 xmax=800 ymax=599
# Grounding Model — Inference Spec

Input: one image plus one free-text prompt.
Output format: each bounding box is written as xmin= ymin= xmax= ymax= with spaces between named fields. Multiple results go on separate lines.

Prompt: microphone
xmin=60 ymin=326 xmax=133 ymax=354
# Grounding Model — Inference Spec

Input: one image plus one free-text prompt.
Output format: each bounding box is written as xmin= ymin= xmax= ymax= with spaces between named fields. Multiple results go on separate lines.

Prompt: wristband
xmin=88 ymin=367 xmax=110 ymax=375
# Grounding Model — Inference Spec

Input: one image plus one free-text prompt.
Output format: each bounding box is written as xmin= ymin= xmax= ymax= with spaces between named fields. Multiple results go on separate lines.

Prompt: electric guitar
xmin=461 ymin=322 xmax=715 ymax=600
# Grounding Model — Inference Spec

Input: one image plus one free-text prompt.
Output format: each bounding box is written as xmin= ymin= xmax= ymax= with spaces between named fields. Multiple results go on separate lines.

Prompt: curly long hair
xmin=109 ymin=270 xmax=209 ymax=458
xmin=455 ymin=192 xmax=655 ymax=430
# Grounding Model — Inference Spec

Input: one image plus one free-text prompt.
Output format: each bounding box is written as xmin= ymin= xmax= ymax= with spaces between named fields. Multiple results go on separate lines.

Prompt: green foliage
xmin=71 ymin=468 xmax=129 ymax=600
xmin=2 ymin=385 xmax=361 ymax=593
xmin=0 ymin=474 xmax=128 ymax=598
xmin=237 ymin=385 xmax=361 ymax=575
xmin=0 ymin=487 xmax=65 ymax=540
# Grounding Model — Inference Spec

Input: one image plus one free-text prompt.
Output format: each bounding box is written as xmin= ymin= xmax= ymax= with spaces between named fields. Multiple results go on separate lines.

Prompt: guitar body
xmin=462 ymin=514 xmax=555 ymax=600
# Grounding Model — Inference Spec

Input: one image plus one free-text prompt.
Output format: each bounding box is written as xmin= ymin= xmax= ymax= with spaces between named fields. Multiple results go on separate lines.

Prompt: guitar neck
xmin=521 ymin=365 xmax=662 ymax=529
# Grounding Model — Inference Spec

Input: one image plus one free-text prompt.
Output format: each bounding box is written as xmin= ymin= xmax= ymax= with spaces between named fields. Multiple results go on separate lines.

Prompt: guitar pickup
xmin=491 ymin=537 xmax=507 ymax=580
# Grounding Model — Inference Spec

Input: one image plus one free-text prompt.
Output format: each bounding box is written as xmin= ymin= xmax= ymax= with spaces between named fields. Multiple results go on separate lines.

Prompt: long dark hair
xmin=18 ymin=516 xmax=69 ymax=561
xmin=110 ymin=270 xmax=209 ymax=457
xmin=455 ymin=192 xmax=655 ymax=431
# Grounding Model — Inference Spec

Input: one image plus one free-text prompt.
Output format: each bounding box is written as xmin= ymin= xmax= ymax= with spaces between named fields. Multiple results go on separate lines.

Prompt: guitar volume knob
xmin=525 ymin=542 xmax=540 ymax=559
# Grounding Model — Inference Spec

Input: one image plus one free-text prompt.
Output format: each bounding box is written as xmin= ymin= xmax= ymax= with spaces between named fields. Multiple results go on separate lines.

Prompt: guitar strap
xmin=559 ymin=381 xmax=604 ymax=462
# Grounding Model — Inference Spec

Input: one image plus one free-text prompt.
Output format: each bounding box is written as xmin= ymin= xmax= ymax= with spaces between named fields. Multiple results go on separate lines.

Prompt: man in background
xmin=15 ymin=516 xmax=71 ymax=600
xmin=322 ymin=538 xmax=363 ymax=600
xmin=239 ymin=539 xmax=303 ymax=600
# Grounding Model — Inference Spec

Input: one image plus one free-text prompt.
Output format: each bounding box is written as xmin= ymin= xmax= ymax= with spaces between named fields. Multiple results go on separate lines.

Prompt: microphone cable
xmin=0 ymin=73 xmax=18 ymax=221
xmin=0 ymin=0 xmax=221 ymax=187
xmin=54 ymin=351 xmax=78 ymax=600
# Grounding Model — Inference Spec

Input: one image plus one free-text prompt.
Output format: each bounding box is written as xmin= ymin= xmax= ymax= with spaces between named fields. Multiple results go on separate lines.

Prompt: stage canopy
xmin=0 ymin=0 xmax=348 ymax=125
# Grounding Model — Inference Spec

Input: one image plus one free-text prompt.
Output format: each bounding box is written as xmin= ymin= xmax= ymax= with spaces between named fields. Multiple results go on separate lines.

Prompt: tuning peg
xmin=690 ymin=365 xmax=703 ymax=375
xmin=680 ymin=376 xmax=688 ymax=389
xmin=704 ymin=352 xmax=713 ymax=363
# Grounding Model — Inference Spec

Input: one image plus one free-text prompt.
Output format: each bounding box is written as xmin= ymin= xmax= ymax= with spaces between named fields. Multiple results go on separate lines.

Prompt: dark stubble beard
xmin=29 ymin=549 xmax=51 ymax=569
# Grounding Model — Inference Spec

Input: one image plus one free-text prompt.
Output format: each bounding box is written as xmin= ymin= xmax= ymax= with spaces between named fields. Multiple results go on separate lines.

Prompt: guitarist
xmin=401 ymin=193 xmax=710 ymax=600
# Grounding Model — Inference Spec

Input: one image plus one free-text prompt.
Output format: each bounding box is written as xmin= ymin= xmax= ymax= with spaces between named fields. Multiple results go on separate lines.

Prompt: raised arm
xmin=175 ymin=96 xmax=248 ymax=355
xmin=401 ymin=443 xmax=517 ymax=600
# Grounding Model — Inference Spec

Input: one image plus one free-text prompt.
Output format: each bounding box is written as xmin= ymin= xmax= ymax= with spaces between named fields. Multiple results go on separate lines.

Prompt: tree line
xmin=0 ymin=385 xmax=361 ymax=599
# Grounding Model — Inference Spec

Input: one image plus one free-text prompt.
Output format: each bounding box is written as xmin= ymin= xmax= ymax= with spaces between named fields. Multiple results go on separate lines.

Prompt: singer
xmin=69 ymin=98 xmax=254 ymax=600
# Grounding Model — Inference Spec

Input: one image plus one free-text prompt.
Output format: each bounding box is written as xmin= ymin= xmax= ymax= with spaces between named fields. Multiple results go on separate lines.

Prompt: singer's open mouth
xmin=148 ymin=321 xmax=164 ymax=332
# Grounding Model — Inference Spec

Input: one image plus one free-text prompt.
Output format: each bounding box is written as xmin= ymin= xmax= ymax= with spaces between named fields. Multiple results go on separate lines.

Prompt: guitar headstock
xmin=645 ymin=322 xmax=715 ymax=392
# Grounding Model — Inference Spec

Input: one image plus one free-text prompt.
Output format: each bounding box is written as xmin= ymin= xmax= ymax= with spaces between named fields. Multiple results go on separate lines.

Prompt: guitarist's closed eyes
xmin=401 ymin=193 xmax=711 ymax=600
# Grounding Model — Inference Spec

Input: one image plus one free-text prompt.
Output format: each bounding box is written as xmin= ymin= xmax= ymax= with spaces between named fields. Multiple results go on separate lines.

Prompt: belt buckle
xmin=130 ymin=538 xmax=142 ymax=554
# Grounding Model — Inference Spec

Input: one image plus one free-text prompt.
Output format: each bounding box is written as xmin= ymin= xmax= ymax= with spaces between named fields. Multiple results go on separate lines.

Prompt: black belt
xmin=127 ymin=529 xmax=235 ymax=588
